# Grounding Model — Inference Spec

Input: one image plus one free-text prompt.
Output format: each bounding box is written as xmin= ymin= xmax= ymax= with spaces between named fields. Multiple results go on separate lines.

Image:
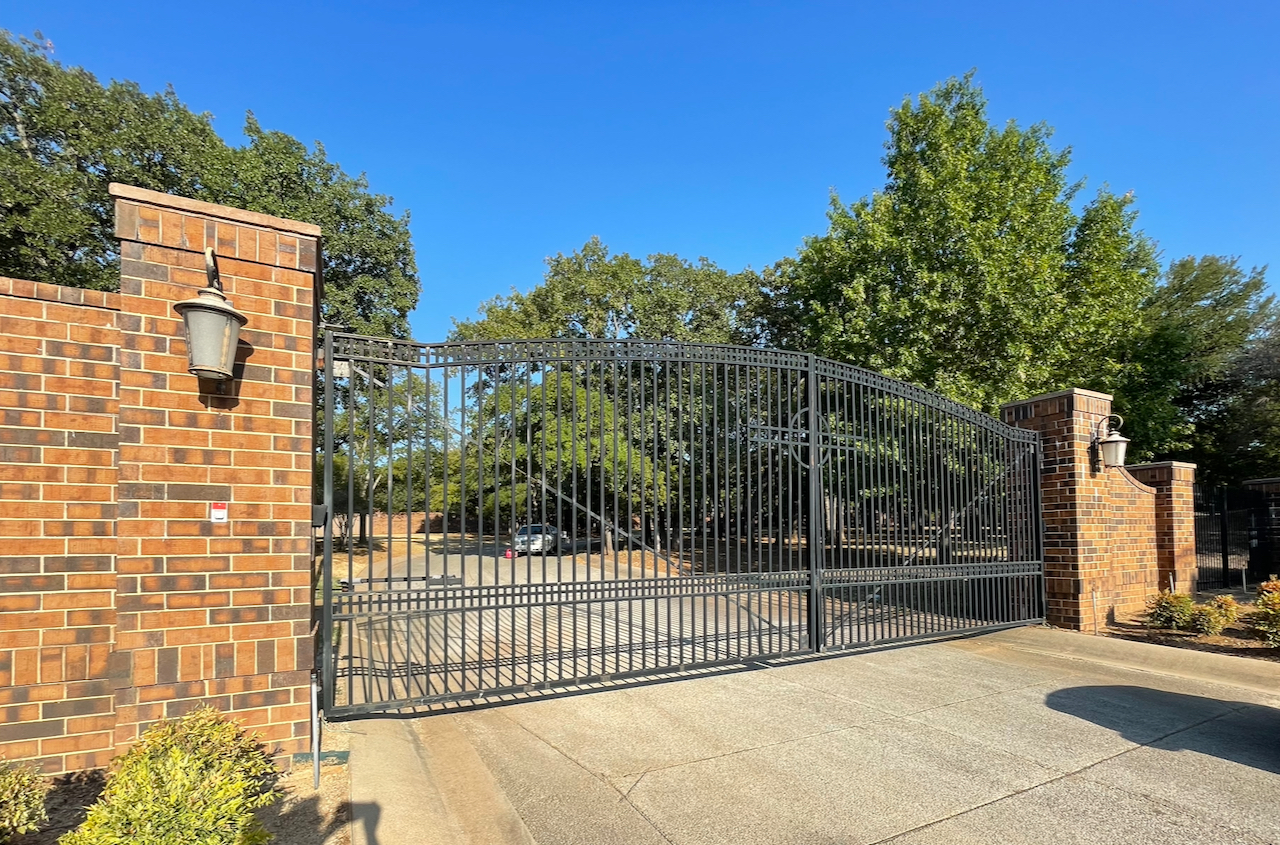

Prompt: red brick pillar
xmin=1001 ymin=389 xmax=1159 ymax=632
xmin=109 ymin=184 xmax=317 ymax=757
xmin=1128 ymin=462 xmax=1197 ymax=592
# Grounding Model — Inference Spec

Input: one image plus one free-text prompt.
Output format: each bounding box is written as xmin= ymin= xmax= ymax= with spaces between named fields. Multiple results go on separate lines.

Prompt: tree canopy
xmin=759 ymin=74 xmax=1160 ymax=413
xmin=1113 ymin=255 xmax=1276 ymax=479
xmin=449 ymin=236 xmax=761 ymax=344
xmin=0 ymin=31 xmax=418 ymax=337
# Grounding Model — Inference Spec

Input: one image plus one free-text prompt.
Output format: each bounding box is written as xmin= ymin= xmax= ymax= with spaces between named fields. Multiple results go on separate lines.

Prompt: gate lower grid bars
xmin=320 ymin=334 xmax=1044 ymax=715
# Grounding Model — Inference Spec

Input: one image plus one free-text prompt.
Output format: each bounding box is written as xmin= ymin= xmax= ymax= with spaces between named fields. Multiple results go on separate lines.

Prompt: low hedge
xmin=60 ymin=707 xmax=279 ymax=845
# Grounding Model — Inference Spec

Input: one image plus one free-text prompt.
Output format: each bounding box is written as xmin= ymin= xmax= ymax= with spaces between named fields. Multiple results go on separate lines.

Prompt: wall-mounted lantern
xmin=173 ymin=248 xmax=247 ymax=380
xmin=1093 ymin=414 xmax=1130 ymax=470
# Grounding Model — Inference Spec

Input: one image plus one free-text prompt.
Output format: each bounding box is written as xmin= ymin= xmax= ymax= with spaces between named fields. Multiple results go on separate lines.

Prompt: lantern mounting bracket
xmin=205 ymin=247 xmax=224 ymax=293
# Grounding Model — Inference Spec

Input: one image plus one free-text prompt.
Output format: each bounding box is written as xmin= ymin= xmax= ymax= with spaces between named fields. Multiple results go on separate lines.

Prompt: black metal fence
xmin=1193 ymin=484 xmax=1272 ymax=590
xmin=319 ymin=334 xmax=1044 ymax=715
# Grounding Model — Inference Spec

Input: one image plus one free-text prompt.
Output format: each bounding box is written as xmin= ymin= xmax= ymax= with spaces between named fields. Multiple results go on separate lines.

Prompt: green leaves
xmin=1112 ymin=255 xmax=1275 ymax=475
xmin=762 ymin=73 xmax=1159 ymax=413
xmin=450 ymin=236 xmax=761 ymax=344
xmin=0 ymin=760 xmax=48 ymax=840
xmin=59 ymin=707 xmax=278 ymax=845
xmin=0 ymin=30 xmax=418 ymax=337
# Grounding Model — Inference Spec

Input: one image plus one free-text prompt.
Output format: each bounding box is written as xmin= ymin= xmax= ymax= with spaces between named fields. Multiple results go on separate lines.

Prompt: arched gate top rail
xmin=326 ymin=332 xmax=1037 ymax=444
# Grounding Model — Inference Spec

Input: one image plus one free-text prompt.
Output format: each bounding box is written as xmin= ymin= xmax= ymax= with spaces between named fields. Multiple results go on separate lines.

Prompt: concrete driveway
xmin=343 ymin=627 xmax=1280 ymax=845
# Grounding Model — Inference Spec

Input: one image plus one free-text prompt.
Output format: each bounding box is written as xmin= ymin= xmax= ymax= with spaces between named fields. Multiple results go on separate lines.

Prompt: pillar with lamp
xmin=1093 ymin=413 xmax=1131 ymax=471
xmin=173 ymin=247 xmax=248 ymax=390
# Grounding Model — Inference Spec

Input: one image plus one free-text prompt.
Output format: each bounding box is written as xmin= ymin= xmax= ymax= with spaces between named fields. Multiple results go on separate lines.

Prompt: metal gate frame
xmin=319 ymin=334 xmax=1044 ymax=716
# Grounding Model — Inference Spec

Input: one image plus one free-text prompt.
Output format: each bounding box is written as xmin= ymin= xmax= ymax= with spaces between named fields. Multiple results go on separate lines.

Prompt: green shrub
xmin=1249 ymin=591 xmax=1280 ymax=647
xmin=1146 ymin=590 xmax=1194 ymax=630
xmin=0 ymin=761 xmax=49 ymax=842
xmin=1188 ymin=595 xmax=1242 ymax=636
xmin=1210 ymin=595 xmax=1241 ymax=623
xmin=60 ymin=707 xmax=279 ymax=845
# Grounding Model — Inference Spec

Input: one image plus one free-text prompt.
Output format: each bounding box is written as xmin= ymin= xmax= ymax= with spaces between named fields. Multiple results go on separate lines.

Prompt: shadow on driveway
xmin=1045 ymin=685 xmax=1280 ymax=774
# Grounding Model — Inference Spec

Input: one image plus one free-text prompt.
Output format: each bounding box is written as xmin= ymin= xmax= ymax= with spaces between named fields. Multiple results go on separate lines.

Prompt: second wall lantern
xmin=1094 ymin=414 xmax=1131 ymax=469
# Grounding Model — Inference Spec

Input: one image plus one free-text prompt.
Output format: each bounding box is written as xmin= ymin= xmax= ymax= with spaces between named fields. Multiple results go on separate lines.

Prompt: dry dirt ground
xmin=1103 ymin=588 xmax=1280 ymax=663
xmin=261 ymin=724 xmax=352 ymax=845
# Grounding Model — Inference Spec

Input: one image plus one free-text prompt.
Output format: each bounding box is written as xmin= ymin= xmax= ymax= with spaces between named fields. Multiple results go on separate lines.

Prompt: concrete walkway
xmin=345 ymin=627 xmax=1280 ymax=845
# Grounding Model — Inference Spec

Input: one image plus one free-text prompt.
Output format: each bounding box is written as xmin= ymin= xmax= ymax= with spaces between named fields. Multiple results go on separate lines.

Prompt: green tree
xmin=1205 ymin=323 xmax=1280 ymax=482
xmin=0 ymin=30 xmax=418 ymax=337
xmin=0 ymin=32 xmax=223 ymax=290
xmin=326 ymin=365 xmax=446 ymax=545
xmin=761 ymin=73 xmax=1159 ymax=412
xmin=450 ymin=236 xmax=761 ymax=343
xmin=212 ymin=116 xmax=419 ymax=338
xmin=1112 ymin=256 xmax=1275 ymax=471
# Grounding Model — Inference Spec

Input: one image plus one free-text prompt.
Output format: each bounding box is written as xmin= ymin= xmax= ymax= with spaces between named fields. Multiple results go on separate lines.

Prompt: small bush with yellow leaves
xmin=1189 ymin=595 xmax=1240 ymax=636
xmin=1250 ymin=591 xmax=1280 ymax=647
xmin=59 ymin=707 xmax=279 ymax=845
xmin=1145 ymin=590 xmax=1195 ymax=630
xmin=0 ymin=760 xmax=49 ymax=842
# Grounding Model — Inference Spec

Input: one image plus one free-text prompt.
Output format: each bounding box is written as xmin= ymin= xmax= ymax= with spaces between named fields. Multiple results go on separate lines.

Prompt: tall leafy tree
xmin=0 ymin=30 xmax=418 ymax=337
xmin=761 ymin=74 xmax=1159 ymax=413
xmin=0 ymin=32 xmax=223 ymax=290
xmin=1113 ymin=256 xmax=1275 ymax=478
xmin=450 ymin=236 xmax=761 ymax=343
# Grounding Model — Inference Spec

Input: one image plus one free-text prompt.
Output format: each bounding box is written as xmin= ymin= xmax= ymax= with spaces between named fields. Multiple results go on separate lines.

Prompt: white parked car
xmin=512 ymin=524 xmax=566 ymax=554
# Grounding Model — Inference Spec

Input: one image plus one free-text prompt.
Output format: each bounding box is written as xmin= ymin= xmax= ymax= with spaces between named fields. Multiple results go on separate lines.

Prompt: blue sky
xmin=10 ymin=2 xmax=1278 ymax=342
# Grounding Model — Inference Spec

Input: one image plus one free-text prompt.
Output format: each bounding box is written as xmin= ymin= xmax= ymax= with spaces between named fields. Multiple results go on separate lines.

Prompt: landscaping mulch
xmin=1103 ymin=591 xmax=1280 ymax=663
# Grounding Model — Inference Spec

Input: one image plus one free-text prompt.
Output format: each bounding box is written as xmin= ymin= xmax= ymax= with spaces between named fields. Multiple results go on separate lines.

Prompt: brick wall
xmin=1129 ymin=462 xmax=1197 ymax=592
xmin=1001 ymin=389 xmax=1162 ymax=632
xmin=0 ymin=184 xmax=319 ymax=774
xmin=0 ymin=278 xmax=121 ymax=773
xmin=365 ymin=511 xmax=443 ymax=537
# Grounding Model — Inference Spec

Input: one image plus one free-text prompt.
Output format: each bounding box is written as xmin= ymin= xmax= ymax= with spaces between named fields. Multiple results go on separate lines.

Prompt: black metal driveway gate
xmin=320 ymin=334 xmax=1044 ymax=716
xmin=1194 ymin=485 xmax=1273 ymax=589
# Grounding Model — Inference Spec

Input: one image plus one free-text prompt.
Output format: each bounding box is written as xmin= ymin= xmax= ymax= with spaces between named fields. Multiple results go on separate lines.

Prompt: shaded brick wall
xmin=1105 ymin=469 xmax=1159 ymax=619
xmin=1129 ymin=462 xmax=1197 ymax=591
xmin=1001 ymin=389 xmax=1162 ymax=632
xmin=0 ymin=279 xmax=121 ymax=773
xmin=0 ymin=185 xmax=319 ymax=774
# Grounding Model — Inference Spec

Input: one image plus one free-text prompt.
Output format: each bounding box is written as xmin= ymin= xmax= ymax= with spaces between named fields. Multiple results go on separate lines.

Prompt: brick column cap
xmin=999 ymin=387 xmax=1113 ymax=411
xmin=1129 ymin=461 xmax=1198 ymax=471
xmin=108 ymin=183 xmax=321 ymax=238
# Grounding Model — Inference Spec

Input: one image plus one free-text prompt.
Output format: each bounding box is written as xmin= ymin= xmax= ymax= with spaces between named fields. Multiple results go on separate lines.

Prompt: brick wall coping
xmin=999 ymin=387 xmax=1113 ymax=409
xmin=0 ymin=276 xmax=120 ymax=310
xmin=108 ymin=183 xmax=322 ymax=238
xmin=1116 ymin=467 xmax=1157 ymax=495
xmin=1130 ymin=461 xmax=1198 ymax=471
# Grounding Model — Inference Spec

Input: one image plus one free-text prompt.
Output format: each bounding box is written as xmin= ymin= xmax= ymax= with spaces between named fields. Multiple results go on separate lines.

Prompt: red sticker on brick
xmin=211 ymin=502 xmax=228 ymax=523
